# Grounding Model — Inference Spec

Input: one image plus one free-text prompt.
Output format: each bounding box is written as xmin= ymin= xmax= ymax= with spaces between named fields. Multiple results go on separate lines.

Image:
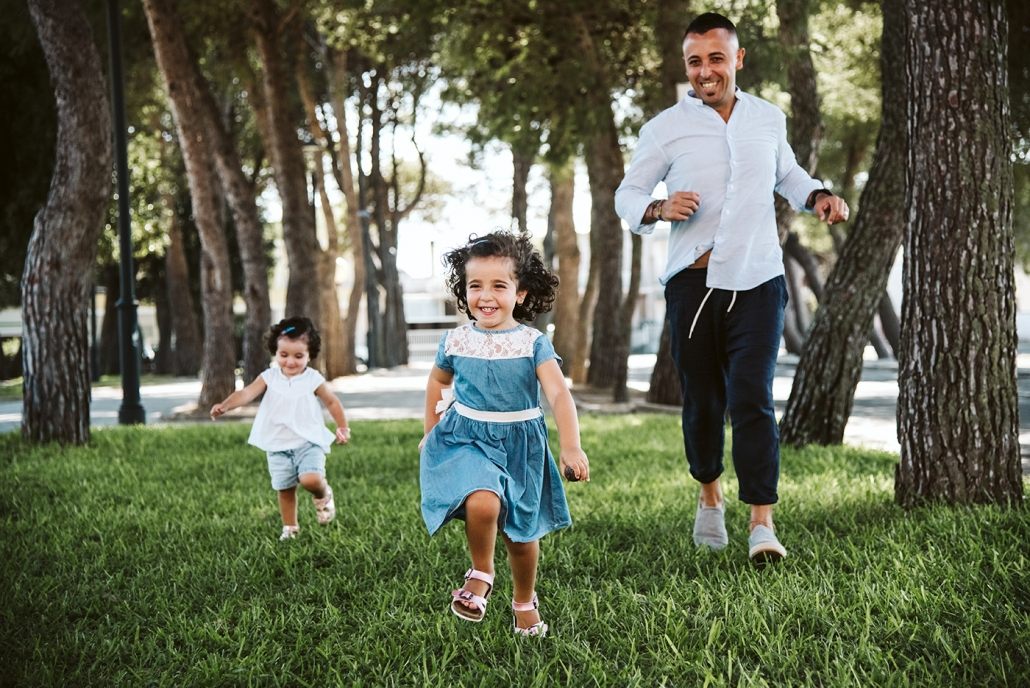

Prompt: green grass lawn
xmin=1 ymin=417 xmax=1027 ymax=687
xmin=0 ymin=378 xmax=21 ymax=401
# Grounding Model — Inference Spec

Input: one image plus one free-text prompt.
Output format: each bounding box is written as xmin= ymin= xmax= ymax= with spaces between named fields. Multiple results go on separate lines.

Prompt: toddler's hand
xmin=210 ymin=403 xmax=226 ymax=421
xmin=336 ymin=427 xmax=351 ymax=444
xmin=560 ymin=448 xmax=590 ymax=482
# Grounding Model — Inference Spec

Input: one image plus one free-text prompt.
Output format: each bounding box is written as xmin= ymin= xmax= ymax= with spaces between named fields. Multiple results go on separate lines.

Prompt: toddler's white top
xmin=247 ymin=366 xmax=335 ymax=453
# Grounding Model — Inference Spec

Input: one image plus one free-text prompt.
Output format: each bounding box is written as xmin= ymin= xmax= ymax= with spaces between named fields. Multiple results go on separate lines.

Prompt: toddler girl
xmin=211 ymin=316 xmax=351 ymax=540
xmin=420 ymin=231 xmax=590 ymax=637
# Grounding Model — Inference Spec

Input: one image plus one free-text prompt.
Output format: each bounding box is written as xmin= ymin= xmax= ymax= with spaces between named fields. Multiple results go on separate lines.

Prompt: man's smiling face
xmin=683 ymin=28 xmax=745 ymax=118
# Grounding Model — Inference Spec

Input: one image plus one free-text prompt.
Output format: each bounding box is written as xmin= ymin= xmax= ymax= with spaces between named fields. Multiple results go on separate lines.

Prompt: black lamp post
xmin=106 ymin=0 xmax=144 ymax=425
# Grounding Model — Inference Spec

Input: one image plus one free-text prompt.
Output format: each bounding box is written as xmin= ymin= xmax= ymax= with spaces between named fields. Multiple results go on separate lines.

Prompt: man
xmin=615 ymin=12 xmax=848 ymax=563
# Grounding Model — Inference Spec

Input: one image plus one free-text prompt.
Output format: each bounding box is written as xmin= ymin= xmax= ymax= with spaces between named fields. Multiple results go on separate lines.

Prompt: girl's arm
xmin=210 ymin=377 xmax=268 ymax=420
xmin=422 ymin=365 xmax=455 ymax=448
xmin=315 ymin=383 xmax=350 ymax=444
xmin=537 ymin=359 xmax=590 ymax=482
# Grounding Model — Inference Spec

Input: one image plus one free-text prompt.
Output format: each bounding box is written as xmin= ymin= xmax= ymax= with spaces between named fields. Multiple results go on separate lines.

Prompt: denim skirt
xmin=419 ymin=410 xmax=572 ymax=543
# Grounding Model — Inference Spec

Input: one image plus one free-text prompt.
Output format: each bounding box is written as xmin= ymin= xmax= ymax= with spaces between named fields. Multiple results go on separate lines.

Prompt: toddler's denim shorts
xmin=266 ymin=442 xmax=326 ymax=490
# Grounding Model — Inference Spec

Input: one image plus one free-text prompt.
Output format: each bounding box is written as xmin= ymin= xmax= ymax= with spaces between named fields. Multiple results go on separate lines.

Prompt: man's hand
xmin=662 ymin=191 xmax=701 ymax=221
xmin=813 ymin=194 xmax=850 ymax=225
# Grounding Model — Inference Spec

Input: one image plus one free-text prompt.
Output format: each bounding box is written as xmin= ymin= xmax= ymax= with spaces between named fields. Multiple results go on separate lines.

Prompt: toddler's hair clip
xmin=282 ymin=326 xmax=296 ymax=334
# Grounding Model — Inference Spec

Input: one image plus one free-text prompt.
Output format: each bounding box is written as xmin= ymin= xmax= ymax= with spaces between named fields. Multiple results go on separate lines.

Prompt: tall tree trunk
xmin=549 ymin=162 xmax=580 ymax=374
xmin=774 ymin=0 xmax=824 ymax=354
xmin=328 ymin=47 xmax=362 ymax=376
xmin=21 ymin=0 xmax=111 ymax=444
xmin=370 ymin=76 xmax=409 ymax=368
xmin=774 ymin=0 xmax=823 ymax=243
xmin=153 ymin=262 xmax=172 ymax=375
xmin=244 ymin=0 xmax=321 ymax=326
xmin=512 ymin=147 xmax=531 ymax=235
xmin=163 ymin=196 xmax=202 ymax=376
xmin=315 ymin=168 xmax=348 ymax=378
xmin=647 ymin=0 xmax=691 ymax=405
xmin=143 ymin=0 xmax=236 ymax=409
xmin=295 ymin=39 xmax=346 ymax=379
xmin=779 ymin=0 xmax=907 ymax=447
xmin=98 ymin=265 xmax=121 ymax=376
xmin=207 ymin=101 xmax=271 ymax=387
xmin=896 ymin=0 xmax=1021 ymax=506
xmin=584 ymin=120 xmax=625 ymax=390
xmin=613 ymin=233 xmax=642 ymax=402
xmin=878 ymin=292 xmax=900 ymax=356
xmin=146 ymin=1 xmax=270 ymax=385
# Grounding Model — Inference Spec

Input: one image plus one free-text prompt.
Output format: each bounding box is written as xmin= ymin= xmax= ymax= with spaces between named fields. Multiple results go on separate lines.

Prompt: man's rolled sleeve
xmin=773 ymin=125 xmax=824 ymax=212
xmin=615 ymin=127 xmax=671 ymax=235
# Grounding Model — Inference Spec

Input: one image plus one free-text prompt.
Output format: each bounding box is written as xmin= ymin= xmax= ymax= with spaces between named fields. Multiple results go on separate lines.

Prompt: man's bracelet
xmin=806 ymin=188 xmax=833 ymax=209
xmin=642 ymin=199 xmax=665 ymax=225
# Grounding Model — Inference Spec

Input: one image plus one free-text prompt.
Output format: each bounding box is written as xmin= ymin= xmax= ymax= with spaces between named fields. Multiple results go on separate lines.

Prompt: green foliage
xmin=1 ymin=417 xmax=1027 ymax=686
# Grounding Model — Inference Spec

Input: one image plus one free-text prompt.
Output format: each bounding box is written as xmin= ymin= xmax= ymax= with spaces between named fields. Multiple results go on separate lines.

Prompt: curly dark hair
xmin=443 ymin=231 xmax=559 ymax=322
xmin=266 ymin=316 xmax=321 ymax=359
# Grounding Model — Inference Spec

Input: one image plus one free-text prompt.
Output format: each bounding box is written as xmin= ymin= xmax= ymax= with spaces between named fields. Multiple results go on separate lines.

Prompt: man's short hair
xmin=684 ymin=12 xmax=737 ymax=39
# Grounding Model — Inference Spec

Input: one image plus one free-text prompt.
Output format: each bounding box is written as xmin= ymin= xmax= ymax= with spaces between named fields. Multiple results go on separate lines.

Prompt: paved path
xmin=0 ymin=355 xmax=894 ymax=447
xmin=4 ymin=354 xmax=1030 ymax=464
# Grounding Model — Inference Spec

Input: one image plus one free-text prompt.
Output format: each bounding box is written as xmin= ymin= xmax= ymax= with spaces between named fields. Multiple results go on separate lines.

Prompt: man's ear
xmin=736 ymin=47 xmax=746 ymax=70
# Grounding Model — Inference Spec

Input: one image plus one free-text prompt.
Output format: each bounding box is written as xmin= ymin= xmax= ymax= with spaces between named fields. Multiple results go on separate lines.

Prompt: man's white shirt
xmin=615 ymin=90 xmax=823 ymax=291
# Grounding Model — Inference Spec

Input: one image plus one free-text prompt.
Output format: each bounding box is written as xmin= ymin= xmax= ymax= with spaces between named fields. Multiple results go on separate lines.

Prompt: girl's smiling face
xmin=276 ymin=336 xmax=311 ymax=377
xmin=465 ymin=256 xmax=527 ymax=331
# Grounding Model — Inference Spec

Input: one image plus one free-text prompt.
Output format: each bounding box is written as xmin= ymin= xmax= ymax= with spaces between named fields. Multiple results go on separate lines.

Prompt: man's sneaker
xmin=280 ymin=525 xmax=299 ymax=541
xmin=748 ymin=524 xmax=787 ymax=564
xmin=313 ymin=485 xmax=336 ymax=525
xmin=693 ymin=499 xmax=728 ymax=550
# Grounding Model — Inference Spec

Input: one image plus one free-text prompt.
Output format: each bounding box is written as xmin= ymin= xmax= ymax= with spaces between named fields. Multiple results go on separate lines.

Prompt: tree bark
xmin=21 ymin=0 xmax=111 ymax=444
xmin=561 ymin=11 xmax=627 ymax=390
xmin=327 ymin=47 xmax=362 ymax=376
xmin=549 ymin=162 xmax=580 ymax=375
xmin=613 ymin=233 xmax=642 ymax=402
xmin=146 ymin=1 xmax=270 ymax=385
xmin=896 ymin=0 xmax=1021 ymax=506
xmin=773 ymin=0 xmax=824 ymax=354
xmin=878 ymin=292 xmax=900 ymax=356
xmin=295 ymin=39 xmax=346 ymax=379
xmin=244 ymin=0 xmax=321 ymax=326
xmin=162 ymin=195 xmax=202 ymax=376
xmin=584 ymin=120 xmax=625 ymax=390
xmin=779 ymin=0 xmax=907 ymax=447
xmin=512 ymin=147 xmax=531 ymax=235
xmin=143 ymin=0 xmax=237 ymax=409
xmin=646 ymin=0 xmax=690 ymax=405
xmin=98 ymin=265 xmax=121 ymax=376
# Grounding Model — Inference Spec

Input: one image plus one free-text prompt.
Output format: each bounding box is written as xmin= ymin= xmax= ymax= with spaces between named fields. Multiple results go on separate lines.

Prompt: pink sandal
xmin=451 ymin=569 xmax=494 ymax=622
xmin=512 ymin=593 xmax=548 ymax=637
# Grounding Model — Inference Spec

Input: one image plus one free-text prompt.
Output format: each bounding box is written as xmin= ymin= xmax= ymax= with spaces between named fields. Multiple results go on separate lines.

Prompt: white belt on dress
xmin=452 ymin=402 xmax=542 ymax=422
xmin=435 ymin=388 xmax=542 ymax=422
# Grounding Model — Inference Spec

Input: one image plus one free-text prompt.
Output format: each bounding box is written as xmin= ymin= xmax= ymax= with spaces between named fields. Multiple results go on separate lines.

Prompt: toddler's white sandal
xmin=279 ymin=525 xmax=299 ymax=541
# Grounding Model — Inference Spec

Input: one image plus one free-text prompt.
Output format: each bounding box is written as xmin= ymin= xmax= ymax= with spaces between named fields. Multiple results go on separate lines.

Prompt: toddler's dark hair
xmin=266 ymin=316 xmax=321 ymax=359
xmin=443 ymin=231 xmax=559 ymax=321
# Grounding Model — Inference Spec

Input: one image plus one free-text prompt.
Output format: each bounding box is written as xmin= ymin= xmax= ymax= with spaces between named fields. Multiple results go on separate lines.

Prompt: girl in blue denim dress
xmin=420 ymin=231 xmax=590 ymax=638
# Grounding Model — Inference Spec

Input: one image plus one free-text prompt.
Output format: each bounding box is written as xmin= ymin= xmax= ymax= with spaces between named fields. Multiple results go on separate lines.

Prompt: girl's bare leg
xmin=298 ymin=472 xmax=327 ymax=499
xmin=278 ymin=487 xmax=298 ymax=526
xmin=504 ymin=535 xmax=542 ymax=629
xmin=457 ymin=490 xmax=500 ymax=612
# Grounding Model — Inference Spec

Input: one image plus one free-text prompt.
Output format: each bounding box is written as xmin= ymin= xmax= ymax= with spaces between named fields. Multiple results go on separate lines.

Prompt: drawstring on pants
xmin=688 ymin=288 xmax=738 ymax=339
